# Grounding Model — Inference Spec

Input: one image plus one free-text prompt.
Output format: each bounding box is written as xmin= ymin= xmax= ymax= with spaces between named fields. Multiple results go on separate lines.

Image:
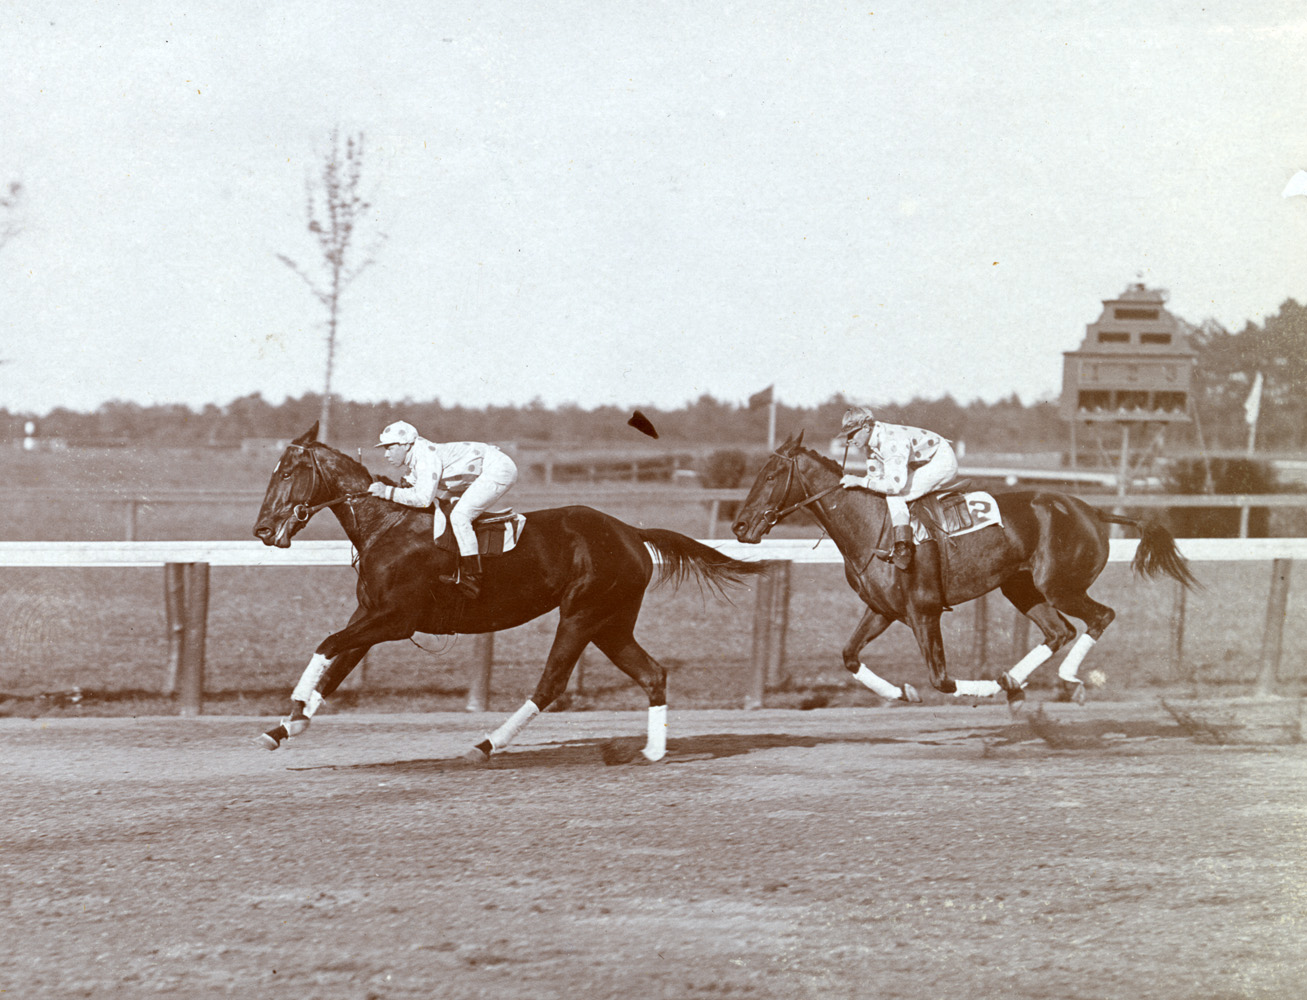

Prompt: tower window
xmin=1098 ymin=331 xmax=1130 ymax=344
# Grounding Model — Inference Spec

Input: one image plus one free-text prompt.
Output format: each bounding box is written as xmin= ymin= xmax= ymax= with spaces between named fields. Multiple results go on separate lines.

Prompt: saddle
xmin=433 ymin=506 xmax=526 ymax=558
xmin=909 ymin=488 xmax=976 ymax=542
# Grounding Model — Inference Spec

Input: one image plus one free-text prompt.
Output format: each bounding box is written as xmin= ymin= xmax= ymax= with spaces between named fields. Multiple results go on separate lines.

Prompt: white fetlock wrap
xmin=853 ymin=664 xmax=902 ymax=701
xmin=291 ymin=653 xmax=331 ymax=706
xmin=1058 ymin=634 xmax=1097 ymax=682
xmin=642 ymin=705 xmax=668 ymax=762
xmin=1007 ymin=644 xmax=1053 ymax=687
xmin=951 ymin=679 xmax=1002 ymax=698
xmin=487 ymin=700 xmax=540 ymax=752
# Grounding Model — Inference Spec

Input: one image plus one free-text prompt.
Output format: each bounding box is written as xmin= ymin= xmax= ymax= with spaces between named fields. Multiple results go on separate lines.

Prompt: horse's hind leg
xmin=464 ymin=612 xmax=596 ymax=763
xmin=591 ymin=610 xmax=671 ymax=761
xmin=996 ymin=573 xmax=1077 ymax=707
xmin=1042 ymin=589 xmax=1116 ymax=701
xmin=843 ymin=607 xmax=919 ymax=703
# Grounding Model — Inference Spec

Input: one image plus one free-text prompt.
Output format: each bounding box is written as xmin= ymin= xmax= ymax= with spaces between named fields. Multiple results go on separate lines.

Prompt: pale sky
xmin=2 ymin=1 xmax=1305 ymax=415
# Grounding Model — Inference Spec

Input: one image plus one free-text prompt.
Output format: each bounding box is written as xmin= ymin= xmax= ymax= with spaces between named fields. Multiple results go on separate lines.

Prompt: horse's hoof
xmin=1006 ymin=689 xmax=1027 ymax=715
xmin=899 ymin=683 xmax=922 ymax=704
xmin=257 ymin=726 xmax=287 ymax=750
xmin=462 ymin=741 xmax=492 ymax=765
xmin=1061 ymin=679 xmax=1092 ymax=700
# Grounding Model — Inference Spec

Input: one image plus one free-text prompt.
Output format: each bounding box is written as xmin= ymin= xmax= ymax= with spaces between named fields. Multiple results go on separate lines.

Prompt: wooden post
xmin=745 ymin=561 xmax=778 ymax=709
xmin=1254 ymin=559 xmax=1292 ymax=696
xmin=573 ymin=645 xmax=587 ymax=697
xmin=162 ymin=563 xmax=185 ymax=695
xmin=1170 ymin=577 xmax=1188 ymax=680
xmin=176 ymin=562 xmax=210 ymax=717
xmin=706 ymin=499 xmax=720 ymax=539
xmin=466 ymin=632 xmax=495 ymax=711
xmin=971 ymin=590 xmax=989 ymax=670
xmin=766 ymin=560 xmax=792 ymax=686
xmin=1010 ymin=606 xmax=1031 ymax=664
xmin=125 ymin=499 xmax=138 ymax=541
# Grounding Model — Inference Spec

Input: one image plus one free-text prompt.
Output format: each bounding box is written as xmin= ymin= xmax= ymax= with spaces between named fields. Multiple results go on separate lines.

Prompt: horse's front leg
xmin=904 ymin=608 xmax=1002 ymax=700
xmin=258 ymin=608 xmax=417 ymax=750
xmin=842 ymin=607 xmax=919 ymax=703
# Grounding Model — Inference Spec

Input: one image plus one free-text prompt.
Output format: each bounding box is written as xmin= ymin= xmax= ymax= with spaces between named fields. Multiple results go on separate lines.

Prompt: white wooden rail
xmin=4 ymin=536 xmax=1307 ymax=567
xmin=0 ymin=537 xmax=1297 ymax=714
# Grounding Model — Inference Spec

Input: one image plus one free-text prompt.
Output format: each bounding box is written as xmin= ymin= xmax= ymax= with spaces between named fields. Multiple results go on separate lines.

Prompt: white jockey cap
xmin=375 ymin=420 xmax=419 ymax=448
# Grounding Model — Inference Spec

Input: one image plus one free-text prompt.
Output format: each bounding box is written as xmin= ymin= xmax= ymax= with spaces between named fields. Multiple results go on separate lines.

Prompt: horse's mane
xmin=787 ymin=438 xmax=844 ymax=477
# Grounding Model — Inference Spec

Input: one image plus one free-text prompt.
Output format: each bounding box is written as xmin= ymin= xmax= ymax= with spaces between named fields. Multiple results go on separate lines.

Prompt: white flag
xmin=1244 ymin=371 xmax=1264 ymax=427
xmin=1283 ymin=170 xmax=1307 ymax=199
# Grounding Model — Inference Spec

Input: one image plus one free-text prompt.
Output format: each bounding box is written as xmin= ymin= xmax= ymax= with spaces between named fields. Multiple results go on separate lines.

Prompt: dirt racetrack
xmin=3 ymin=699 xmax=1305 ymax=999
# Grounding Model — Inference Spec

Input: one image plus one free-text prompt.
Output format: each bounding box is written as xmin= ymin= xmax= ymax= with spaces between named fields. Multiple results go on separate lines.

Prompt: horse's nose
xmin=731 ymin=519 xmax=748 ymax=540
xmin=254 ymin=523 xmax=273 ymax=543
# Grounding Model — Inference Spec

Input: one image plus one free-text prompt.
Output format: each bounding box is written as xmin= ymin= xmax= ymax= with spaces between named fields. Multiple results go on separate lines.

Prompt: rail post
xmin=1254 ymin=558 xmax=1292 ymax=696
xmin=466 ymin=632 xmax=495 ymax=711
xmin=971 ymin=591 xmax=989 ymax=669
xmin=124 ymin=499 xmax=138 ymax=541
xmin=176 ymin=562 xmax=210 ymax=717
xmin=1170 ymin=578 xmax=1188 ymax=680
xmin=765 ymin=559 xmax=792 ymax=687
xmin=1010 ymin=606 xmax=1030 ymax=663
xmin=162 ymin=562 xmax=185 ymax=695
xmin=745 ymin=561 xmax=779 ymax=709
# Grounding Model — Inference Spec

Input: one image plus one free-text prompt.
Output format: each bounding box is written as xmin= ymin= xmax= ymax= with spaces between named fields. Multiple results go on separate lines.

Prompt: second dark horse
xmin=252 ymin=424 xmax=763 ymax=762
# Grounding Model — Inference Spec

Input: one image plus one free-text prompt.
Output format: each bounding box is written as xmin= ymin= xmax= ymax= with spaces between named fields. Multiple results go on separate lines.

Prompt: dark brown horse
xmin=252 ymin=424 xmax=763 ymax=761
xmin=731 ymin=433 xmax=1198 ymax=707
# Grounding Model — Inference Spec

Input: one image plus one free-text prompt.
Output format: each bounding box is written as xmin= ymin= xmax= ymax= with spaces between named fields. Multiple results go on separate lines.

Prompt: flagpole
xmin=1239 ymin=371 xmax=1263 ymax=539
xmin=767 ymin=399 xmax=776 ymax=451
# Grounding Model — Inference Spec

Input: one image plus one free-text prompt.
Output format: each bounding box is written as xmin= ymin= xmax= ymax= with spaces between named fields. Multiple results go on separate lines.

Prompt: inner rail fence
xmin=0 ymin=536 xmax=1299 ymax=715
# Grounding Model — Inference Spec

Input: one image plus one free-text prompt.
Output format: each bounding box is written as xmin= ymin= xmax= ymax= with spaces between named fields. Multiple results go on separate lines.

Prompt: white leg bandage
xmin=951 ymin=679 xmax=1002 ymax=698
xmin=1057 ymin=634 xmax=1097 ymax=682
xmin=642 ymin=705 xmax=668 ymax=762
xmin=291 ymin=653 xmax=331 ymax=714
xmin=1007 ymin=644 xmax=1053 ymax=686
xmin=853 ymin=664 xmax=903 ymax=700
xmin=487 ymin=700 xmax=540 ymax=751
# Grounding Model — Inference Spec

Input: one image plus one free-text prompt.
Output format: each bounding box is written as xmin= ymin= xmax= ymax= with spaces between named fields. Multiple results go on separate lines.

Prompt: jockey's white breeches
xmin=885 ymin=447 xmax=959 ymax=527
xmin=446 ymin=449 xmax=519 ymax=556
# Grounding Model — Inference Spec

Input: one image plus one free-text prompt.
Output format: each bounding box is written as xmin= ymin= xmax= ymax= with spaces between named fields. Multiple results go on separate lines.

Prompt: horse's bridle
xmin=286 ymin=443 xmax=367 ymax=522
xmin=758 ymin=451 xmax=843 ymax=529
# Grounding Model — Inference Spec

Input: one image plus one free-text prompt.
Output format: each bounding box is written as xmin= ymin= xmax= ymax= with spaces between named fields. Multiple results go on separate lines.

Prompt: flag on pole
xmin=1283 ymin=170 xmax=1307 ymax=199
xmin=1244 ymin=371 xmax=1264 ymax=427
xmin=747 ymin=384 xmax=774 ymax=410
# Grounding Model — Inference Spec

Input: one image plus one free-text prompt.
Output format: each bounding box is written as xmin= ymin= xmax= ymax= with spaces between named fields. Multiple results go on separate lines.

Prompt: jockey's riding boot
xmin=891 ymin=524 xmax=915 ymax=571
xmin=457 ymin=554 xmax=483 ymax=600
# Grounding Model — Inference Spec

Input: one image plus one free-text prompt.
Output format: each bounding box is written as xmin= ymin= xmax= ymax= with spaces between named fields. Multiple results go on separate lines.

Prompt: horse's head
xmin=253 ymin=423 xmax=333 ymax=548
xmin=731 ymin=431 xmax=812 ymax=544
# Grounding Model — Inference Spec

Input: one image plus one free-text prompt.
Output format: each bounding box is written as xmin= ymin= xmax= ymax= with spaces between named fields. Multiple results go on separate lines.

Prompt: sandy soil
xmin=2 ymin=699 xmax=1304 ymax=999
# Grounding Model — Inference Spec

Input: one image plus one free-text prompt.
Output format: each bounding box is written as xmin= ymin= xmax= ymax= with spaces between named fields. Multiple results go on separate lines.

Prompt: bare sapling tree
xmin=278 ymin=130 xmax=385 ymax=443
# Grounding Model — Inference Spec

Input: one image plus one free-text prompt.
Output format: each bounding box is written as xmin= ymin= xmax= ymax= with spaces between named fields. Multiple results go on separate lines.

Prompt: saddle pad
xmin=437 ymin=513 xmax=527 ymax=557
xmin=912 ymin=491 xmax=1001 ymax=542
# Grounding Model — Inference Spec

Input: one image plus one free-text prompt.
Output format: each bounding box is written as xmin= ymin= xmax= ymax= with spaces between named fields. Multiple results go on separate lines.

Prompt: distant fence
xmin=0 ymin=536 xmax=1299 ymax=715
xmin=1 ymin=488 xmax=1304 ymax=541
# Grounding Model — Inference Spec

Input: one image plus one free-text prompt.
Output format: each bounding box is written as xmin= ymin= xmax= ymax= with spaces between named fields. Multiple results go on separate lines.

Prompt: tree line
xmin=3 ymin=297 xmax=1301 ymax=457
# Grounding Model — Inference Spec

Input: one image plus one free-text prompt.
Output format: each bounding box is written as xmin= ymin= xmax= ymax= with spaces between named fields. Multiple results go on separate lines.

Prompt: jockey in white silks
xmin=838 ymin=404 xmax=959 ymax=571
xmin=367 ymin=420 xmax=519 ymax=599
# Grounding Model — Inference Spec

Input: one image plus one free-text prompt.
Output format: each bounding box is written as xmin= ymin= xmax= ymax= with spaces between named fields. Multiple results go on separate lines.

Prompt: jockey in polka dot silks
xmin=838 ymin=405 xmax=959 ymax=571
xmin=368 ymin=420 xmax=519 ymax=599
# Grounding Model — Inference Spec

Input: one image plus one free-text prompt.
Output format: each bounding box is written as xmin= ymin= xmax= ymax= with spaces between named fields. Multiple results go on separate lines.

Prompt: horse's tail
xmin=638 ymin=528 xmax=767 ymax=597
xmin=1095 ymin=512 xmax=1202 ymax=591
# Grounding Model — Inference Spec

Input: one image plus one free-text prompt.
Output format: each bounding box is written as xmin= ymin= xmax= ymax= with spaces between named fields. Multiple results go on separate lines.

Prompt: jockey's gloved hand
xmin=367 ymin=482 xmax=390 ymax=499
xmin=840 ymin=475 xmax=864 ymax=489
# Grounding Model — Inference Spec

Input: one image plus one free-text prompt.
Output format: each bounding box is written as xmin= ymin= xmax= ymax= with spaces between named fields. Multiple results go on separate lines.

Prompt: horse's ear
xmin=294 ymin=422 xmax=320 ymax=445
xmin=795 ymin=429 xmax=805 ymax=448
